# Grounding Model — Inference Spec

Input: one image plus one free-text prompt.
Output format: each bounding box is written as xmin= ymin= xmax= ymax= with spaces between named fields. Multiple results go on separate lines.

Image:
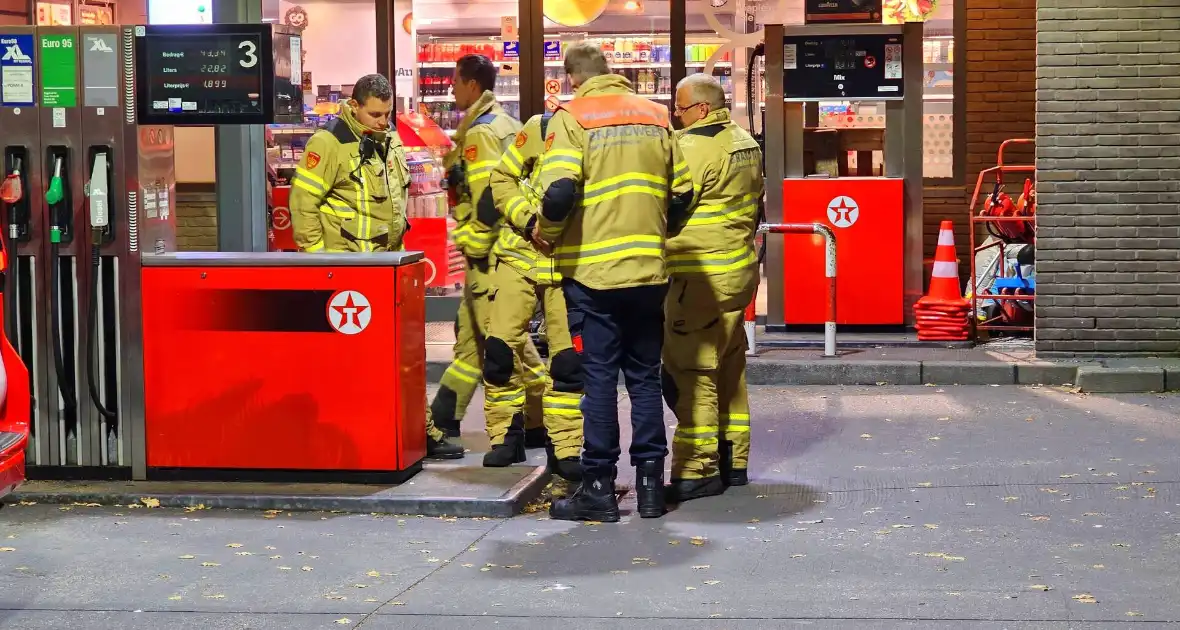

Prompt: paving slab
xmin=0 ymin=504 xmax=500 ymax=616
xmin=0 ymin=612 xmax=348 ymax=630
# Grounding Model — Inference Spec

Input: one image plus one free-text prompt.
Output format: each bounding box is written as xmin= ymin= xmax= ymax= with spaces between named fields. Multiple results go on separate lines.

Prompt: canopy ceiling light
xmin=543 ymin=0 xmax=610 ymax=27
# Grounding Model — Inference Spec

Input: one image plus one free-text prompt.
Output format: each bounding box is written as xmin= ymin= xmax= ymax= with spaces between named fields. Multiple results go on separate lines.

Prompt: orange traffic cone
xmin=914 ymin=221 xmax=969 ymax=341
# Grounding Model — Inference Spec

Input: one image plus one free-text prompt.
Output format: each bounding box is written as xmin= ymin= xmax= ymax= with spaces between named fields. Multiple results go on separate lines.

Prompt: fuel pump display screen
xmin=135 ymin=24 xmax=281 ymax=125
xmin=783 ymin=33 xmax=904 ymax=101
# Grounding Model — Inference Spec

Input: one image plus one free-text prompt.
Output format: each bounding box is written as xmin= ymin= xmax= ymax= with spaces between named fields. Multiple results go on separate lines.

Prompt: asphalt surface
xmin=3 ymin=385 xmax=1180 ymax=629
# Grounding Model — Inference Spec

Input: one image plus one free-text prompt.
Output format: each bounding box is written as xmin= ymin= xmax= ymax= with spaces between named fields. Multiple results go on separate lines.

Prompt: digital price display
xmin=134 ymin=23 xmax=302 ymax=125
xmin=783 ymin=33 xmax=905 ymax=101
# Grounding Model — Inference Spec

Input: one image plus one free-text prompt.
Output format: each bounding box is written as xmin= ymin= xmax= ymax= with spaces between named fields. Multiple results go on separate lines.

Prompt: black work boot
xmin=483 ymin=413 xmax=526 ymax=467
xmin=550 ymin=471 xmax=619 ymax=522
xmin=430 ymin=386 xmax=461 ymax=438
xmin=524 ymin=425 xmax=549 ymax=449
xmin=666 ymin=476 xmax=725 ymax=504
xmin=545 ymin=442 xmax=583 ymax=482
xmin=635 ymin=459 xmax=666 ymax=519
xmin=426 ymin=435 xmax=464 ymax=460
xmin=720 ymin=440 xmax=748 ymax=486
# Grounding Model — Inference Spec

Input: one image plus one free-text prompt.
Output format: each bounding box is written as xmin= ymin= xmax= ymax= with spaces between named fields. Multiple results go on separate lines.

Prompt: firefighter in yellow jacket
xmin=429 ymin=55 xmax=549 ymax=460
xmin=483 ymin=112 xmax=584 ymax=481
xmin=290 ymin=74 xmax=464 ymax=460
xmin=534 ymin=44 xmax=695 ymax=523
xmin=663 ymin=74 xmax=763 ymax=503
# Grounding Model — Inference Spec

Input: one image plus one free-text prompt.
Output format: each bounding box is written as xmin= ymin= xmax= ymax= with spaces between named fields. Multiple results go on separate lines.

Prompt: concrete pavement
xmin=3 ymin=385 xmax=1180 ymax=628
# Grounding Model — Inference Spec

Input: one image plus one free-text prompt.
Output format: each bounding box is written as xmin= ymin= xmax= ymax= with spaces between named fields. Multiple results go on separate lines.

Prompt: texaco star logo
xmin=826 ymin=196 xmax=860 ymax=228
xmin=327 ymin=290 xmax=371 ymax=335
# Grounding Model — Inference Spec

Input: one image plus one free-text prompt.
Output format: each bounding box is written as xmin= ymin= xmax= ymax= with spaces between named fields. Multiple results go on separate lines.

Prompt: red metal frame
xmin=968 ymin=138 xmax=1037 ymax=338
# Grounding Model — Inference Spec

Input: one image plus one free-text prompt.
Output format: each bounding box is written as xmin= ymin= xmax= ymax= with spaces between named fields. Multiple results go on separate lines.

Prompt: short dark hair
xmin=352 ymin=74 xmax=393 ymax=103
xmin=456 ymin=54 xmax=498 ymax=93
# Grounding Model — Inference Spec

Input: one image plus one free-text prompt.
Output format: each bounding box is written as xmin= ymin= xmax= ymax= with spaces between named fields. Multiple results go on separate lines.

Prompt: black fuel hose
xmin=48 ymin=242 xmax=76 ymax=413
xmin=87 ymin=245 xmax=115 ymax=420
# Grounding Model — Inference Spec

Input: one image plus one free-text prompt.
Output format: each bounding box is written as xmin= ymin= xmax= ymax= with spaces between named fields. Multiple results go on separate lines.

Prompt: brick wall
xmin=965 ymin=0 xmax=1037 ymax=195
xmin=175 ymin=190 xmax=218 ymax=251
xmin=1035 ymin=1 xmax=1180 ymax=356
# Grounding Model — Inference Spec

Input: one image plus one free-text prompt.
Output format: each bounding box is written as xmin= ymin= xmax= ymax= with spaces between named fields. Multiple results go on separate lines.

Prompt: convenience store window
xmin=414 ymin=0 xmax=522 ymax=133
xmin=541 ymin=1 xmax=677 ymax=111
xmin=692 ymin=0 xmax=957 ymax=180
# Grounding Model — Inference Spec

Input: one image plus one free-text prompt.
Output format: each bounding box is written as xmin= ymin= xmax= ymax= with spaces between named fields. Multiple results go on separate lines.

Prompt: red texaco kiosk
xmin=762 ymin=22 xmax=926 ymax=330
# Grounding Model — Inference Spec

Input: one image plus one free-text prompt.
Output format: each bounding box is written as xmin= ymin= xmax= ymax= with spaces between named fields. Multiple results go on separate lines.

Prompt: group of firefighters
xmin=289 ymin=42 xmax=763 ymax=523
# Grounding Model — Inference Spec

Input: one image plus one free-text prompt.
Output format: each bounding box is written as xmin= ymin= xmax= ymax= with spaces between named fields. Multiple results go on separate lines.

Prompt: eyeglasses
xmin=674 ymin=102 xmax=707 ymax=114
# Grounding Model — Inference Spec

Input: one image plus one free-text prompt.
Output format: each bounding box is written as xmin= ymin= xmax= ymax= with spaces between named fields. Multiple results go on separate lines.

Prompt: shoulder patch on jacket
xmin=306 ymin=152 xmax=321 ymax=169
xmin=464 ymin=145 xmax=478 ymax=161
xmin=686 ymin=124 xmax=726 ymax=138
xmin=545 ymin=132 xmax=555 ymax=152
xmin=515 ymin=132 xmax=528 ymax=149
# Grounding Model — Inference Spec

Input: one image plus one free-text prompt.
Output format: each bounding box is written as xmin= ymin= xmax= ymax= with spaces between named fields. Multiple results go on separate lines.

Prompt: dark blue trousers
xmin=562 ymin=279 xmax=668 ymax=479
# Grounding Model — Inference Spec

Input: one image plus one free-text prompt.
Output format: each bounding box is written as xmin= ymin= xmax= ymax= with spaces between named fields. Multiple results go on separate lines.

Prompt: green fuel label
xmin=39 ymin=33 xmax=77 ymax=107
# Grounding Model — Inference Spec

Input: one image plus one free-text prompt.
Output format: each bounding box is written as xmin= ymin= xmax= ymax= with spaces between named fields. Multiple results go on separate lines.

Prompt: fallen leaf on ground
xmin=279 ymin=566 xmax=292 ymax=570
xmin=1002 ymin=497 xmax=1019 ymax=502
xmin=1029 ymin=516 xmax=1050 ymax=522
xmin=1127 ymin=611 xmax=1143 ymax=617
xmin=790 ymin=554 xmax=806 ymax=558
xmin=352 ymin=584 xmax=367 ymax=588
xmin=366 ymin=570 xmax=381 ymax=577
xmin=690 ymin=537 xmax=707 ymax=546
xmin=668 ymin=540 xmax=680 ymax=546
xmin=924 ymin=524 xmax=939 ymax=529
xmin=937 ymin=417 xmax=950 ymax=422
xmin=928 ymin=436 xmax=941 ymax=441
xmin=200 ymin=562 xmax=220 ymax=567
xmin=183 ymin=504 xmax=208 ymax=513
xmin=685 ymin=586 xmax=697 ymax=591
xmin=691 ymin=565 xmax=710 ymax=570
xmin=364 ymin=598 xmax=379 ymax=603
xmin=334 ymin=618 xmax=352 ymax=625
xmin=177 ymin=555 xmax=195 ymax=560
xmin=226 ymin=543 xmax=242 ymax=548
xmin=0 ymin=547 xmax=14 ymax=552
xmin=301 ymin=566 xmax=313 ymax=571
xmin=1029 ymin=585 xmax=1052 ymax=591
xmin=860 ymin=434 xmax=873 ymax=439
xmin=1059 ymin=474 xmax=1078 ymax=479
xmin=1072 ymin=594 xmax=1097 ymax=604
xmin=168 ymin=595 xmax=182 ymax=601
xmin=1093 ymin=564 xmax=1105 ymax=569
xmin=235 ymin=552 xmax=252 ymax=556
xmin=204 ymin=594 xmax=225 ymax=599
xmin=917 ymin=482 xmax=933 ymax=488
xmin=140 ymin=497 xmax=161 ymax=508
xmin=703 ymin=580 xmax=721 ymax=585
xmin=390 ymin=601 xmax=405 ymax=606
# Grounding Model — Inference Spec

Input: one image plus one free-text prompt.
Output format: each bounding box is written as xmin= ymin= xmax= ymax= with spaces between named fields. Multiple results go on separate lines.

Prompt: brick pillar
xmin=1035 ymin=2 xmax=1180 ymax=356
xmin=175 ymin=190 xmax=219 ymax=251
xmin=965 ymin=0 xmax=1037 ymax=193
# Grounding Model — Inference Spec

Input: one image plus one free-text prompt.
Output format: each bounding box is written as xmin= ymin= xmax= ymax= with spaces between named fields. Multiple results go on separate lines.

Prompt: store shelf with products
xmin=398 ymin=112 xmax=465 ymax=292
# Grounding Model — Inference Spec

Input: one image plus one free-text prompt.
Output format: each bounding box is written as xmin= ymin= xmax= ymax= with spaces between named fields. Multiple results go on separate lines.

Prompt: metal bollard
xmin=756 ymin=222 xmax=838 ymax=357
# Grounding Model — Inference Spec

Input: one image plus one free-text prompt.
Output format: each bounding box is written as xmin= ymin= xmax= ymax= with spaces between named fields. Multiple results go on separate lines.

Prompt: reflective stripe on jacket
xmin=667 ymin=108 xmax=763 ymax=276
xmin=290 ymin=110 xmax=411 ymax=253
xmin=446 ymin=90 xmax=522 ymax=259
xmin=488 ymin=114 xmax=560 ymax=285
xmin=535 ymin=74 xmax=693 ymax=290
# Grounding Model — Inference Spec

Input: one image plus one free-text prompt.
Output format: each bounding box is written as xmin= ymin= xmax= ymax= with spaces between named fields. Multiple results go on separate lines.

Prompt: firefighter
xmin=290 ymin=73 xmax=463 ymax=460
xmin=483 ymin=112 xmax=584 ymax=481
xmin=429 ymin=54 xmax=549 ymax=462
xmin=663 ymin=74 xmax=763 ymax=502
xmin=534 ymin=43 xmax=694 ymax=522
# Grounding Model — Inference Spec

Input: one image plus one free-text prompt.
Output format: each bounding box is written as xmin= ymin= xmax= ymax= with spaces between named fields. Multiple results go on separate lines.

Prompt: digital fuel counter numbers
xmin=783 ymin=33 xmax=904 ymax=101
xmin=134 ymin=23 xmax=300 ymax=125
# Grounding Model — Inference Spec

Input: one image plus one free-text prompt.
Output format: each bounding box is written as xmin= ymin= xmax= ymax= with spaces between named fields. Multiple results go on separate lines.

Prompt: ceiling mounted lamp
xmin=543 ymin=0 xmax=610 ymax=27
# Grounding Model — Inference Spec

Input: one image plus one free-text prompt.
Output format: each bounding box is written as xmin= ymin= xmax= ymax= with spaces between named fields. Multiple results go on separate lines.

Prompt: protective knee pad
xmin=549 ymin=348 xmax=583 ymax=392
xmin=661 ymin=367 xmax=678 ymax=408
xmin=482 ymin=337 xmax=515 ymax=386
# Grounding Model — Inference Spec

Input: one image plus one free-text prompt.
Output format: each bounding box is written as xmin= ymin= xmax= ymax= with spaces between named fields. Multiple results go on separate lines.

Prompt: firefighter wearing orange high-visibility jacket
xmin=532 ymin=43 xmax=695 ymax=523
xmin=289 ymin=74 xmax=463 ymax=460
xmin=429 ymin=54 xmax=549 ymax=452
xmin=663 ymin=74 xmax=763 ymax=503
xmin=482 ymin=112 xmax=584 ymax=481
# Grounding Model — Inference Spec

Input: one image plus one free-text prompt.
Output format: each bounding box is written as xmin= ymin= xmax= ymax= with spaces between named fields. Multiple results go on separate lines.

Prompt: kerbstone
xmin=745 ymin=360 xmax=921 ymax=386
xmin=1075 ymin=366 xmax=1165 ymax=393
xmin=920 ymin=361 xmax=1016 ymax=385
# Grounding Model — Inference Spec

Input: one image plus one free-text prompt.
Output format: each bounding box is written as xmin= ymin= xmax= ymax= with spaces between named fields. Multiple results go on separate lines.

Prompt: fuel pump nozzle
xmin=85 ymin=150 xmax=116 ymax=422
xmin=0 ymin=156 xmax=22 ymax=207
xmin=46 ymin=157 xmax=65 ymax=244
